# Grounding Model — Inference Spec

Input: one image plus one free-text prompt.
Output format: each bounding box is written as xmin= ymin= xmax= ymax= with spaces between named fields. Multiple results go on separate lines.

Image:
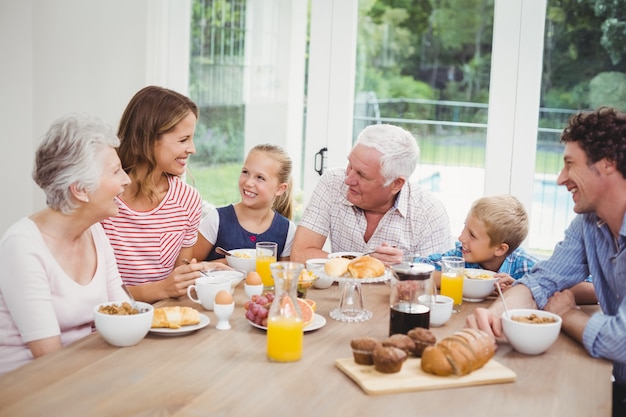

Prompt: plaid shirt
xmin=299 ymin=168 xmax=453 ymax=256
xmin=414 ymin=241 xmax=538 ymax=279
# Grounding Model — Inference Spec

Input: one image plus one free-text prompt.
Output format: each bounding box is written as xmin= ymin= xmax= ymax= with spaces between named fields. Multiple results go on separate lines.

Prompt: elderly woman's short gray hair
xmin=33 ymin=114 xmax=120 ymax=214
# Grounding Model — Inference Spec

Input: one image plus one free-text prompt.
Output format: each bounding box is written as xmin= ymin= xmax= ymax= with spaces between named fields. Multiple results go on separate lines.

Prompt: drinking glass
xmin=440 ymin=256 xmax=464 ymax=313
xmin=256 ymin=242 xmax=278 ymax=290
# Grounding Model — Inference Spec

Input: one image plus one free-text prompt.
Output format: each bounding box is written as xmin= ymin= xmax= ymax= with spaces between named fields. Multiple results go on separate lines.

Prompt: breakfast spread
xmin=350 ymin=331 xmax=431 ymax=373
xmin=420 ymin=328 xmax=495 ymax=376
xmin=324 ymin=255 xmax=385 ymax=278
xmin=151 ymin=306 xmax=201 ymax=329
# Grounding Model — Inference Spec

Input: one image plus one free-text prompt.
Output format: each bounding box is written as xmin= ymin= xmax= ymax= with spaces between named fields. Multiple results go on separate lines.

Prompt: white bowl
xmin=202 ymin=270 xmax=245 ymax=293
xmin=463 ymin=268 xmax=497 ymax=301
xmin=306 ymin=258 xmax=334 ymax=289
xmin=418 ymin=294 xmax=453 ymax=327
xmin=225 ymin=249 xmax=257 ymax=272
xmin=94 ymin=301 xmax=154 ymax=347
xmin=502 ymin=308 xmax=562 ymax=355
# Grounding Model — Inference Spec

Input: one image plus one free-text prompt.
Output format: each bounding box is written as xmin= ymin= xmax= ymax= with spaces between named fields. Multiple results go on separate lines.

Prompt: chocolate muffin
xmin=372 ymin=346 xmax=408 ymax=374
xmin=407 ymin=327 xmax=437 ymax=357
xmin=383 ymin=334 xmax=417 ymax=356
xmin=350 ymin=337 xmax=382 ymax=365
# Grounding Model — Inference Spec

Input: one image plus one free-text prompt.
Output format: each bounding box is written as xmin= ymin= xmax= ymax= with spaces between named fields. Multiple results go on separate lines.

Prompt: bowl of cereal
xmin=502 ymin=308 xmax=562 ymax=355
xmin=462 ymin=268 xmax=497 ymax=302
xmin=94 ymin=301 xmax=154 ymax=347
xmin=225 ymin=248 xmax=256 ymax=272
xmin=202 ymin=269 xmax=245 ymax=293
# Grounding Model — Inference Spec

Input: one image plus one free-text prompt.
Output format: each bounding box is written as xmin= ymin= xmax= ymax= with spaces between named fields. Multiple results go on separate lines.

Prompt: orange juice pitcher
xmin=267 ymin=262 xmax=304 ymax=362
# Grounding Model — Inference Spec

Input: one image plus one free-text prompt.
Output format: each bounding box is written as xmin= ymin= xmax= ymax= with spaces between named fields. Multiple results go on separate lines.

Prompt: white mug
xmin=187 ymin=277 xmax=231 ymax=310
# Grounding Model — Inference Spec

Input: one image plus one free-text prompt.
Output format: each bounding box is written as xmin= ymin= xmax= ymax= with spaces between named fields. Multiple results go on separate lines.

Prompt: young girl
xmin=101 ymin=86 xmax=227 ymax=304
xmin=192 ymin=144 xmax=296 ymax=262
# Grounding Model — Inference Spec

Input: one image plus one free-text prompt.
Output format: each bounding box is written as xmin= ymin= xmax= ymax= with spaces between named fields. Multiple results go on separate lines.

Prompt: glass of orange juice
xmin=440 ymin=256 xmax=464 ymax=313
xmin=256 ymin=241 xmax=278 ymax=290
xmin=267 ymin=315 xmax=303 ymax=362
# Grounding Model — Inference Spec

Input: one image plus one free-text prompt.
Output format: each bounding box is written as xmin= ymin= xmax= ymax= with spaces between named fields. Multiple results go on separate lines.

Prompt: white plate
xmin=311 ymin=264 xmax=389 ymax=284
xmin=248 ymin=313 xmax=327 ymax=332
xmin=149 ymin=314 xmax=210 ymax=336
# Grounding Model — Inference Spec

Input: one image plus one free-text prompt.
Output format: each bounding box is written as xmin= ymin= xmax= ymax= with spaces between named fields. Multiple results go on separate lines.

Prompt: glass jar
xmin=388 ymin=262 xmax=435 ymax=335
xmin=267 ymin=262 xmax=304 ymax=362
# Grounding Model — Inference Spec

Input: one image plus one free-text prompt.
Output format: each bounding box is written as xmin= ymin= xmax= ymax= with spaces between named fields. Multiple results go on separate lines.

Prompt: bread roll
xmin=324 ymin=257 xmax=351 ymax=277
xmin=420 ymin=328 xmax=495 ymax=376
xmin=347 ymin=255 xmax=385 ymax=278
xmin=151 ymin=306 xmax=201 ymax=329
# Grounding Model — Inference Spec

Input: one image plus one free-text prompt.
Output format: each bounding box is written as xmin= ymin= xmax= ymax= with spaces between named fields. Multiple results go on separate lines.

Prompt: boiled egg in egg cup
xmin=214 ymin=290 xmax=235 ymax=330
xmin=244 ymin=271 xmax=264 ymax=299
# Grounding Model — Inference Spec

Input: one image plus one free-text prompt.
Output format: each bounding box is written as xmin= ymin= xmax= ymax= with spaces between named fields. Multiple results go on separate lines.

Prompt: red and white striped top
xmin=101 ymin=175 xmax=202 ymax=286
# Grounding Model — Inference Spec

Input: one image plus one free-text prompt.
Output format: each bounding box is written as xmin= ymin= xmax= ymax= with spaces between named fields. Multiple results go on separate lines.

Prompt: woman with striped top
xmin=101 ymin=86 xmax=228 ymax=303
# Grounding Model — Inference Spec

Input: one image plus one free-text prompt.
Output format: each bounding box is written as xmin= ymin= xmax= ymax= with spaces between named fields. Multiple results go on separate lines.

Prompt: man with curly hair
xmin=467 ymin=107 xmax=626 ymax=416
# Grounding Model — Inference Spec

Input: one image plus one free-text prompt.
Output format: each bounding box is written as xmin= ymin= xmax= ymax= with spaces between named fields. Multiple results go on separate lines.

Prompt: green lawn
xmin=189 ymin=161 xmax=242 ymax=206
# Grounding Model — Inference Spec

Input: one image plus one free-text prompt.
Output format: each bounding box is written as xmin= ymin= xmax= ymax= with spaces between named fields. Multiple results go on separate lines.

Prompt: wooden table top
xmin=0 ymin=281 xmax=612 ymax=417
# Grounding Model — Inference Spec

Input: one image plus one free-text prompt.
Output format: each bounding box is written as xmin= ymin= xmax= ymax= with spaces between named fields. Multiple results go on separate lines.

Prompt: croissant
xmin=324 ymin=257 xmax=351 ymax=277
xmin=347 ymin=255 xmax=385 ymax=278
xmin=151 ymin=306 xmax=201 ymax=329
xmin=420 ymin=328 xmax=495 ymax=376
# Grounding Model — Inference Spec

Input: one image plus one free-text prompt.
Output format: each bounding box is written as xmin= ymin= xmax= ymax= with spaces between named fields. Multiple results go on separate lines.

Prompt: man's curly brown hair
xmin=561 ymin=107 xmax=626 ymax=178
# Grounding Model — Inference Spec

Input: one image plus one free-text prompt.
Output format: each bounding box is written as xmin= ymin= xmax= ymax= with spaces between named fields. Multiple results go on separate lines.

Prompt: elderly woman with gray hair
xmin=0 ymin=114 xmax=131 ymax=375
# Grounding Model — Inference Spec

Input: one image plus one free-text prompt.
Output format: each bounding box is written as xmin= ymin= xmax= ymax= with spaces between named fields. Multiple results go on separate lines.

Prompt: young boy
xmin=416 ymin=194 xmax=536 ymax=291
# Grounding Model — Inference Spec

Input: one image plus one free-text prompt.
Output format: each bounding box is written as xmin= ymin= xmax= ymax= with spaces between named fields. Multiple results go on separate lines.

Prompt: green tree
xmin=542 ymin=0 xmax=626 ymax=108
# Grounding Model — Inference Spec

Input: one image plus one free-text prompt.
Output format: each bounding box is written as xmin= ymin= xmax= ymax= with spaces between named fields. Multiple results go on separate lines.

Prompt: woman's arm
xmin=28 ymin=336 xmax=62 ymax=359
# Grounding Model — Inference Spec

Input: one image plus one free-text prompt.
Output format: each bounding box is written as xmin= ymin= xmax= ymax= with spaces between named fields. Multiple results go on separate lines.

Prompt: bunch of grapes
xmin=244 ymin=293 xmax=275 ymax=327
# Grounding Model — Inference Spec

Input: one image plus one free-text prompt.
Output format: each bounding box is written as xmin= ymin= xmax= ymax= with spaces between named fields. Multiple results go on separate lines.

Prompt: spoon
xmin=495 ymin=281 xmax=511 ymax=318
xmin=215 ymin=246 xmax=234 ymax=257
xmin=121 ymin=284 xmax=138 ymax=310
xmin=182 ymin=258 xmax=212 ymax=277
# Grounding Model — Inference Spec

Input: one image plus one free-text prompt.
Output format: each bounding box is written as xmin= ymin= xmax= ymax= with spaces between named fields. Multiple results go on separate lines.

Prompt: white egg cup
xmin=213 ymin=302 xmax=235 ymax=330
xmin=244 ymin=283 xmax=264 ymax=299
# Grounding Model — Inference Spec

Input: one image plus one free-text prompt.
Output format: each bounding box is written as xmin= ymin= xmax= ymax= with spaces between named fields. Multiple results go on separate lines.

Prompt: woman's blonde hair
xmin=248 ymin=144 xmax=293 ymax=220
xmin=470 ymin=194 xmax=529 ymax=255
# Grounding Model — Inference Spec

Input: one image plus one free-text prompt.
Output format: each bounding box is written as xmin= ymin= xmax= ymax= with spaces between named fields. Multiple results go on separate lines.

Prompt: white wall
xmin=0 ymin=0 xmax=190 ymax=235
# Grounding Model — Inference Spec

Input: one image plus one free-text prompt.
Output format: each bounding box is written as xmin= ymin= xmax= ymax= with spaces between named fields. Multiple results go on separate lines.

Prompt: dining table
xmin=0 ymin=279 xmax=612 ymax=417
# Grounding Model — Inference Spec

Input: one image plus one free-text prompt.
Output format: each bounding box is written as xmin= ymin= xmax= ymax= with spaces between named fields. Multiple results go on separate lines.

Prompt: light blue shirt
xmin=518 ymin=212 xmax=626 ymax=384
xmin=414 ymin=241 xmax=537 ymax=280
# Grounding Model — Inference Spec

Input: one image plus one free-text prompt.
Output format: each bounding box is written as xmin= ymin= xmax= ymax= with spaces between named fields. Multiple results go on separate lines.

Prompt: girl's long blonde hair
xmin=249 ymin=143 xmax=293 ymax=220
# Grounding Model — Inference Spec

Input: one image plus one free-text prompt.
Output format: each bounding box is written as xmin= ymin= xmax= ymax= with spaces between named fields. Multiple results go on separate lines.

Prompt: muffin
xmin=350 ymin=337 xmax=382 ymax=365
xmin=383 ymin=334 xmax=417 ymax=356
xmin=372 ymin=346 xmax=408 ymax=374
xmin=407 ymin=327 xmax=437 ymax=357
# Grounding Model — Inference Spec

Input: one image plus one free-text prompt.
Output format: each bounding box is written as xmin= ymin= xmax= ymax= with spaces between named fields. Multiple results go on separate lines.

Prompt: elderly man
xmin=291 ymin=123 xmax=453 ymax=266
xmin=466 ymin=107 xmax=626 ymax=417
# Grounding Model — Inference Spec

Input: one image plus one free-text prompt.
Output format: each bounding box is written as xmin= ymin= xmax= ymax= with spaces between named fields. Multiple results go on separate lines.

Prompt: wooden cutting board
xmin=335 ymin=357 xmax=516 ymax=395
